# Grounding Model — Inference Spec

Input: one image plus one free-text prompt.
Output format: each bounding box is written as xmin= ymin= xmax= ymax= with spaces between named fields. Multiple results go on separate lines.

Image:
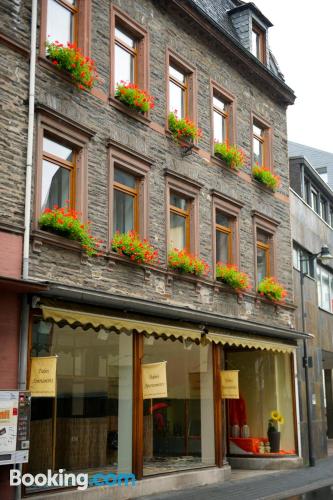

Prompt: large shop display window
xmin=29 ymin=319 xmax=133 ymax=486
xmin=225 ymin=348 xmax=296 ymax=457
xmin=142 ymin=336 xmax=215 ymax=475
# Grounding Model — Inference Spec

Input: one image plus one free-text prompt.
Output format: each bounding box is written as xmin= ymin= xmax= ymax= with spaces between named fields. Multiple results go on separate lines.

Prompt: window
xmin=311 ymin=186 xmax=319 ymax=213
xmin=252 ymin=116 xmax=271 ymax=169
xmin=251 ymin=22 xmax=266 ymax=63
xmin=292 ymin=244 xmax=315 ymax=278
xmin=320 ymin=197 xmax=328 ymax=222
xmin=111 ymin=6 xmax=148 ymax=98
xmin=169 ymin=65 xmax=187 ymax=118
xmin=35 ymin=108 xmax=92 ymax=225
xmin=41 ymin=136 xmax=75 ymax=211
xmin=304 ymin=177 xmax=311 ymax=205
xmin=166 ymin=171 xmax=201 ymax=255
xmin=113 ymin=168 xmax=138 ymax=234
xmin=330 ymin=206 xmax=333 ymax=227
xmin=252 ymin=211 xmax=278 ymax=285
xmin=256 ymin=229 xmax=271 ymax=283
xmin=212 ymin=192 xmax=242 ymax=273
xmin=317 ymin=265 xmax=333 ymax=313
xmin=40 ymin=0 xmax=91 ymax=57
xmin=166 ymin=50 xmax=196 ymax=124
xmin=109 ymin=141 xmax=151 ymax=240
xmin=169 ymin=192 xmax=190 ymax=251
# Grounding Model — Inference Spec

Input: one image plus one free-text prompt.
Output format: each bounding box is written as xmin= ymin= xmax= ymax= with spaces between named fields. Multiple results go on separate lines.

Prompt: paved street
xmin=143 ymin=456 xmax=333 ymax=500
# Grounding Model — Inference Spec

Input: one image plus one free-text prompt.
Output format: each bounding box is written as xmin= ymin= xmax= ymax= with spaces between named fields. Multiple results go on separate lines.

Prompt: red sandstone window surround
xmin=252 ymin=210 xmax=279 ymax=285
xmin=211 ymin=81 xmax=236 ymax=156
xmin=251 ymin=113 xmax=272 ymax=170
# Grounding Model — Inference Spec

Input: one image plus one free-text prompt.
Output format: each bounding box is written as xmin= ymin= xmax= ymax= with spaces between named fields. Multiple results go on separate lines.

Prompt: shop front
xmin=26 ymin=302 xmax=302 ymax=497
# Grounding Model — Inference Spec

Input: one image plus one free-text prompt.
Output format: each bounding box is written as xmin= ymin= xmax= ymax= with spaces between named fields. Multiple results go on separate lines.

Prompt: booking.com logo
xmin=10 ymin=469 xmax=136 ymax=491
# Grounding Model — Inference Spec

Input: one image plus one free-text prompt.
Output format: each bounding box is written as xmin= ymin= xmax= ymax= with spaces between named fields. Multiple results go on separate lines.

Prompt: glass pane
xmin=41 ymin=160 xmax=70 ymax=210
xmin=311 ymin=190 xmax=318 ymax=212
xmin=213 ymin=111 xmax=226 ymax=144
xmin=170 ymin=213 xmax=186 ymax=250
xmin=113 ymin=189 xmax=135 ymax=234
xmin=46 ymin=0 xmax=73 ymax=45
xmin=216 ymin=212 xmax=231 ymax=228
xmin=253 ymin=137 xmax=263 ymax=165
xmin=216 ymin=230 xmax=229 ymax=264
xmin=169 ymin=65 xmax=185 ymax=83
xmin=251 ymin=30 xmax=259 ymax=58
xmin=170 ymin=193 xmax=188 ymax=211
xmin=43 ymin=137 xmax=73 ymax=162
xmin=115 ymin=26 xmax=135 ymax=48
xmin=292 ymin=246 xmax=299 ymax=270
xmin=114 ymin=168 xmax=136 ymax=189
xmin=213 ymin=96 xmax=226 ymax=112
xmin=257 ymin=247 xmax=267 ymax=283
xmin=257 ymin=230 xmax=269 ymax=244
xmin=169 ymin=81 xmax=184 ymax=117
xmin=322 ymin=271 xmax=330 ymax=310
xmin=253 ymin=124 xmax=263 ymax=137
xmin=142 ymin=337 xmax=215 ymax=475
xmin=226 ymin=350 xmax=296 ymax=456
xmin=28 ymin=319 xmax=133 ymax=490
xmin=115 ymin=44 xmax=134 ymax=85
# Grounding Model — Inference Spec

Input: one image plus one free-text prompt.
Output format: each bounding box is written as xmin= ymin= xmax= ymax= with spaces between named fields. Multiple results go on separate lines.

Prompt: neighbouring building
xmin=1 ymin=0 xmax=308 ymax=498
xmin=290 ymin=152 xmax=333 ymax=460
xmin=289 ymin=141 xmax=333 ymax=190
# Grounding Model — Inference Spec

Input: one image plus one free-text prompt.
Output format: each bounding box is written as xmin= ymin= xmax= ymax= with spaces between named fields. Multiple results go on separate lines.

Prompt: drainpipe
xmin=15 ymin=3 xmax=38 ymax=499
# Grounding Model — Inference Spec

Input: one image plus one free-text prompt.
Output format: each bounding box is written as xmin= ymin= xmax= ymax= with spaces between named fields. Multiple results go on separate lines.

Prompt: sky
xmin=253 ymin=0 xmax=333 ymax=153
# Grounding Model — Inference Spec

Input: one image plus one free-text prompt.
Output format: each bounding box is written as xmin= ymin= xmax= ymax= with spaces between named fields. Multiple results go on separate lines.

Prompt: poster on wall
xmin=29 ymin=356 xmax=58 ymax=397
xmin=142 ymin=361 xmax=167 ymax=399
xmin=0 ymin=393 xmax=18 ymax=454
xmin=221 ymin=370 xmax=239 ymax=399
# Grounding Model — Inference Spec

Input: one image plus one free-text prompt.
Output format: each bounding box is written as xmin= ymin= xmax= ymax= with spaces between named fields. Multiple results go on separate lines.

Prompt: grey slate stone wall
xmin=0 ymin=0 xmax=295 ymax=330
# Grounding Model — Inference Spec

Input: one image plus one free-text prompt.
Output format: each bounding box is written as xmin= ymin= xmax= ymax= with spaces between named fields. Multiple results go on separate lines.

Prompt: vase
xmin=267 ymin=428 xmax=280 ymax=453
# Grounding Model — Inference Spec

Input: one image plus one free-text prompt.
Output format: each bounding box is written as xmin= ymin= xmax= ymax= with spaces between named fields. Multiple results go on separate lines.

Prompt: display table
xmin=229 ymin=437 xmax=268 ymax=454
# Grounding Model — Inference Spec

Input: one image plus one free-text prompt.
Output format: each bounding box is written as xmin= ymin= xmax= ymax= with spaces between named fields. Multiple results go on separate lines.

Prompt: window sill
xmin=318 ymin=306 xmax=333 ymax=316
xmin=109 ymin=96 xmax=151 ymax=126
xmin=251 ymin=177 xmax=276 ymax=194
xmin=165 ymin=129 xmax=200 ymax=153
xmin=210 ymin=155 xmax=241 ymax=176
xmin=32 ymin=228 xmax=83 ymax=254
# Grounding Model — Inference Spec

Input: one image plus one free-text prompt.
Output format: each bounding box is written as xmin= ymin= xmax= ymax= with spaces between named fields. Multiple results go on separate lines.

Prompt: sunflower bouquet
xmin=268 ymin=410 xmax=285 ymax=431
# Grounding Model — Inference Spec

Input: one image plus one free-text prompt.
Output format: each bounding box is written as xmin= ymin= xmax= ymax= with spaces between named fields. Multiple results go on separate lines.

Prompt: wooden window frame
xmin=39 ymin=0 xmax=91 ymax=58
xmin=212 ymin=191 xmax=243 ymax=277
xmin=251 ymin=112 xmax=272 ymax=171
xmin=165 ymin=170 xmax=201 ymax=256
xmin=34 ymin=108 xmax=92 ymax=231
xmin=113 ymin=168 xmax=139 ymax=235
xmin=211 ymin=81 xmax=236 ymax=156
xmin=251 ymin=21 xmax=266 ymax=64
xmin=166 ymin=49 xmax=197 ymax=129
xmin=252 ymin=211 xmax=279 ymax=284
xmin=110 ymin=5 xmax=149 ymax=100
xmin=108 ymin=141 xmax=152 ymax=246
xmin=169 ymin=192 xmax=191 ymax=252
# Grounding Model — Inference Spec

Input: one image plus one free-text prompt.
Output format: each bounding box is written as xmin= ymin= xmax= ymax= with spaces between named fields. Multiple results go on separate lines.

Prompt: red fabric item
xmin=229 ymin=396 xmax=247 ymax=427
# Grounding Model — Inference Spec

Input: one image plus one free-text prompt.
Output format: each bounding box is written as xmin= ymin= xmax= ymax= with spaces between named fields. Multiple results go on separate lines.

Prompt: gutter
xmin=38 ymin=283 xmax=310 ymax=342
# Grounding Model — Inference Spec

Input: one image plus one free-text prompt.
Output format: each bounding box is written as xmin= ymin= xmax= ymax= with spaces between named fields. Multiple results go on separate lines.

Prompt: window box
xmin=115 ymin=82 xmax=154 ymax=114
xmin=252 ymin=164 xmax=280 ymax=191
xmin=214 ymin=142 xmax=245 ymax=170
xmin=257 ymin=277 xmax=287 ymax=303
xmin=168 ymin=249 xmax=209 ymax=277
xmin=111 ymin=231 xmax=158 ymax=265
xmin=216 ymin=263 xmax=250 ymax=291
xmin=45 ymin=41 xmax=98 ymax=91
xmin=38 ymin=206 xmax=102 ymax=256
xmin=168 ymin=112 xmax=202 ymax=146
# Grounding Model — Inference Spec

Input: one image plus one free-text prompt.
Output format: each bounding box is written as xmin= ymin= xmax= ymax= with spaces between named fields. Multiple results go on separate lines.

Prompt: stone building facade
xmin=0 ymin=0 xmax=307 ymax=498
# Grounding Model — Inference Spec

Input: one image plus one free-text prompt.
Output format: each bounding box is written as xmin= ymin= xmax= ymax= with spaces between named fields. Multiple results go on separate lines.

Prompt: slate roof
xmin=288 ymin=141 xmax=333 ymax=171
xmin=188 ymin=0 xmax=284 ymax=80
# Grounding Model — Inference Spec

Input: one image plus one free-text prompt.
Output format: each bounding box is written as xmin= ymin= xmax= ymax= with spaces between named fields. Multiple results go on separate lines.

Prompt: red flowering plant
xmin=214 ymin=142 xmax=246 ymax=170
xmin=38 ymin=205 xmax=103 ymax=256
xmin=115 ymin=81 xmax=154 ymax=113
xmin=257 ymin=277 xmax=287 ymax=303
xmin=168 ymin=111 xmax=202 ymax=144
xmin=168 ymin=248 xmax=209 ymax=277
xmin=252 ymin=164 xmax=280 ymax=191
xmin=45 ymin=40 xmax=98 ymax=90
xmin=111 ymin=231 xmax=158 ymax=265
xmin=216 ymin=263 xmax=251 ymax=291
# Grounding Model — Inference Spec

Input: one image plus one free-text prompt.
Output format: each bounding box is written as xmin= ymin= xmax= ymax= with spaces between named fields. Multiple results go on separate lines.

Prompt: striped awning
xmin=207 ymin=332 xmax=295 ymax=353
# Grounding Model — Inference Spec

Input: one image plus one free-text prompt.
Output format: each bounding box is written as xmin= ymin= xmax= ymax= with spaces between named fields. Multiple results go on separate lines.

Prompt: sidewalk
xmin=142 ymin=456 xmax=333 ymax=500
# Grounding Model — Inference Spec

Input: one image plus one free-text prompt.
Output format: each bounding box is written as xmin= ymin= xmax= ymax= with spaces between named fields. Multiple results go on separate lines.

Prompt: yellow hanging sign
xmin=29 ymin=356 xmax=58 ymax=397
xmin=221 ymin=370 xmax=239 ymax=399
xmin=142 ymin=361 xmax=167 ymax=399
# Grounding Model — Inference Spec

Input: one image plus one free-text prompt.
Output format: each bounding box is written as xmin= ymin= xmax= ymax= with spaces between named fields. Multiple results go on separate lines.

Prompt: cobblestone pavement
xmin=142 ymin=456 xmax=333 ymax=500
